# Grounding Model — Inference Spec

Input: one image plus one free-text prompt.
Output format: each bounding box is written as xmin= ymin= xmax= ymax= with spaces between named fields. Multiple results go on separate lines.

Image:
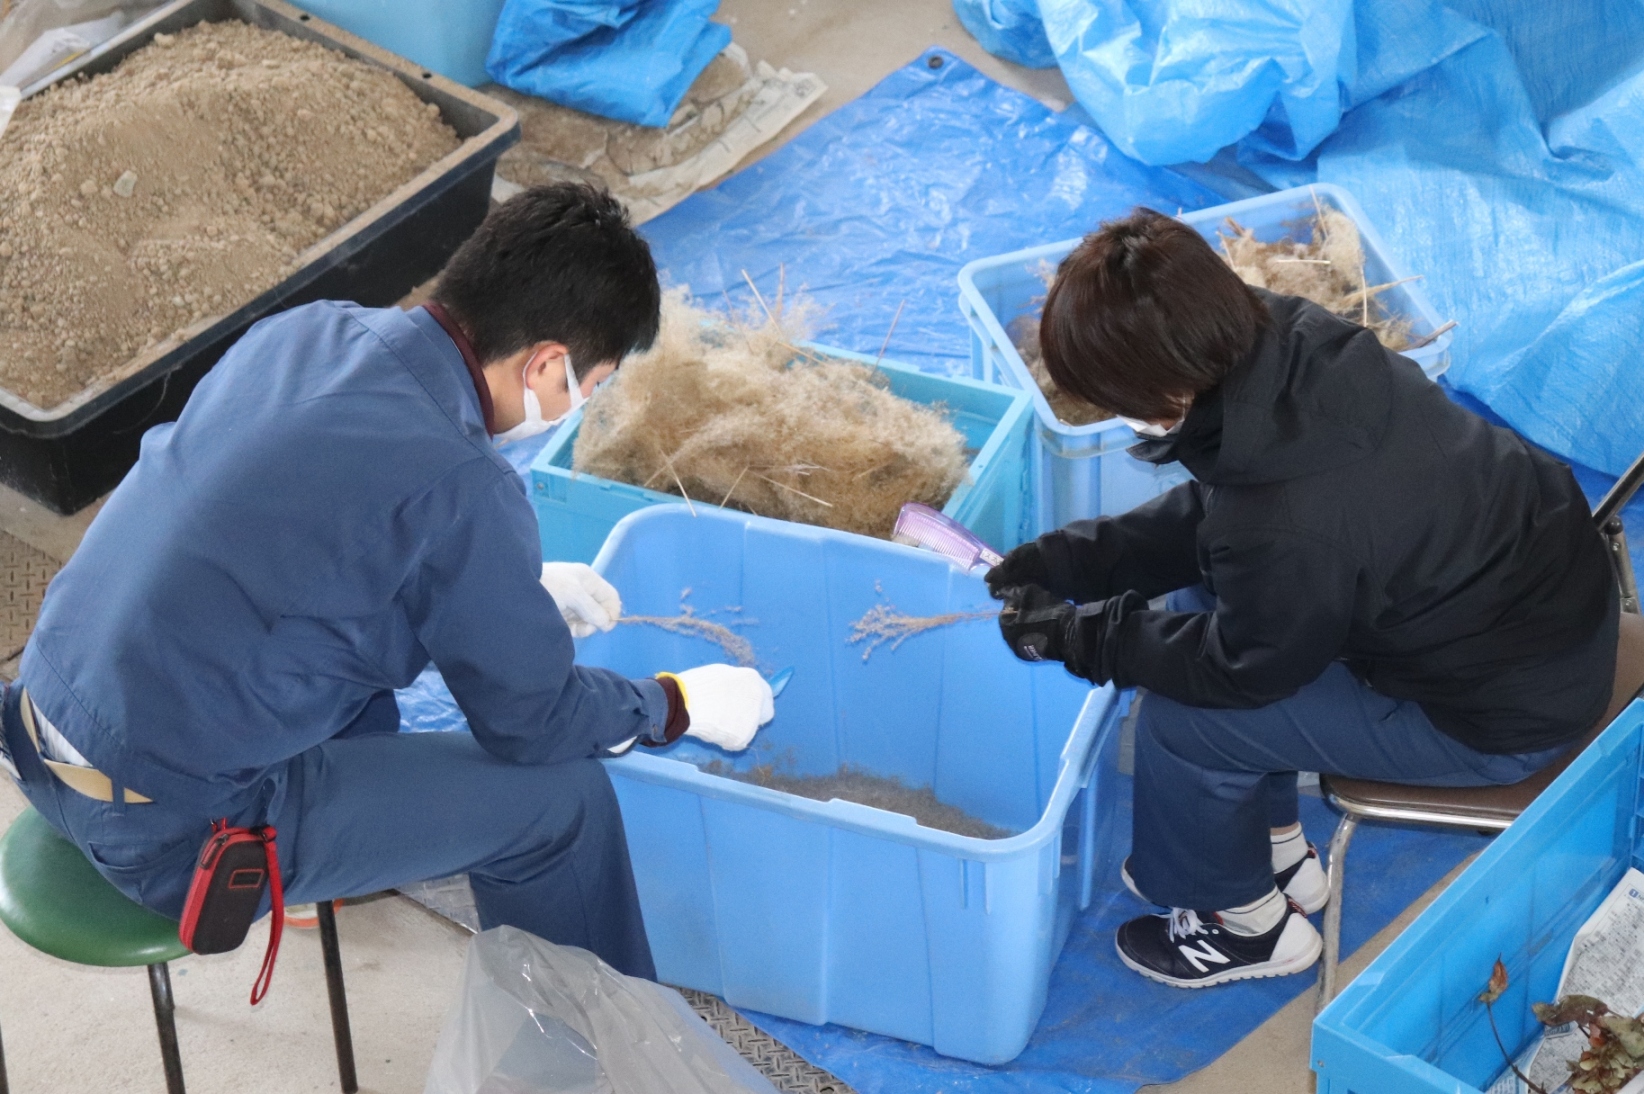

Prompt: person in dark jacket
xmin=986 ymin=209 xmax=1618 ymax=987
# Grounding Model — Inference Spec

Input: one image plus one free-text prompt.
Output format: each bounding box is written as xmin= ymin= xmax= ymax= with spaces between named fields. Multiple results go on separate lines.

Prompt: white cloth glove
xmin=540 ymin=562 xmax=622 ymax=639
xmin=671 ymin=665 xmax=775 ymax=752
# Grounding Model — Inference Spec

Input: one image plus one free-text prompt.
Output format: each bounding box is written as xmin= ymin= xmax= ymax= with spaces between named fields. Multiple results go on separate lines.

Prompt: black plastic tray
xmin=0 ymin=0 xmax=520 ymax=512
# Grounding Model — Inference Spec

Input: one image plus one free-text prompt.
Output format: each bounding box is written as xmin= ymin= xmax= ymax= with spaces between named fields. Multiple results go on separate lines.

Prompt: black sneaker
xmin=1120 ymin=846 xmax=1329 ymax=915
xmin=1115 ymin=904 xmax=1322 ymax=988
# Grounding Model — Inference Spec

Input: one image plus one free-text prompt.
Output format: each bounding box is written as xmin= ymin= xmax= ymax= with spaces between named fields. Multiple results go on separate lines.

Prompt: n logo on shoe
xmin=1179 ymin=940 xmax=1231 ymax=974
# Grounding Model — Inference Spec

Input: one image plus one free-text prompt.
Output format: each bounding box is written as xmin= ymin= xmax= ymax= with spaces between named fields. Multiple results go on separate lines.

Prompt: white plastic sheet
xmin=424 ymin=927 xmax=781 ymax=1094
xmin=0 ymin=0 xmax=159 ymax=90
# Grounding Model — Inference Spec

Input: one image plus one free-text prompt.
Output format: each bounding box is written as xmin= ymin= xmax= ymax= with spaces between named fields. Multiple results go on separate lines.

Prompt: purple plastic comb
xmin=892 ymin=503 xmax=1004 ymax=573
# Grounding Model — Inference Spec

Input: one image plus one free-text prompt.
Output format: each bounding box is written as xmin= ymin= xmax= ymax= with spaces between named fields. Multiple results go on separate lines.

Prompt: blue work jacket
xmin=20 ymin=302 xmax=668 ymax=812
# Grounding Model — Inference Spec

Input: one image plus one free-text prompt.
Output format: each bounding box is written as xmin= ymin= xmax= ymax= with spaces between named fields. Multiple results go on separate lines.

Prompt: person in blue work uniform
xmin=0 ymin=182 xmax=775 ymax=981
xmin=985 ymin=209 xmax=1619 ymax=987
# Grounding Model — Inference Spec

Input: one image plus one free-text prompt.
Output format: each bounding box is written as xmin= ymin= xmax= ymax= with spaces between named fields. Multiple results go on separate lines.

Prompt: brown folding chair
xmin=1316 ymin=449 xmax=1644 ymax=1011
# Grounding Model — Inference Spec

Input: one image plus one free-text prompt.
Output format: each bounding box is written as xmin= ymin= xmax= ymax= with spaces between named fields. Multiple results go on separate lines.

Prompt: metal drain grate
xmin=681 ymin=989 xmax=856 ymax=1094
xmin=0 ymin=531 xmax=61 ymax=670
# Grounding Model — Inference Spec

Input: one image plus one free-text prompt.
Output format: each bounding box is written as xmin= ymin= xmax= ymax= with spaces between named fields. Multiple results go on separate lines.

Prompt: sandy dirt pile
xmin=704 ymin=762 xmax=1013 ymax=840
xmin=573 ymin=290 xmax=970 ymax=540
xmin=0 ymin=20 xmax=458 ymax=409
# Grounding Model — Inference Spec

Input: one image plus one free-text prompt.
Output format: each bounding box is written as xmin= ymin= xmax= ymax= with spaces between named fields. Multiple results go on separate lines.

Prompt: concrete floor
xmin=0 ymin=3 xmax=1466 ymax=1091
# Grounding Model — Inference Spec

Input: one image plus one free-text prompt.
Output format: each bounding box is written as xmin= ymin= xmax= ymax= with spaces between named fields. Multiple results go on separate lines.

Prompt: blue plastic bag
xmin=487 ymin=0 xmax=731 ymax=128
xmin=959 ymin=0 xmax=1644 ymax=482
xmin=952 ymin=0 xmax=1057 ymax=69
xmin=1018 ymin=0 xmax=1359 ymax=165
xmin=1235 ymin=1 xmax=1644 ymax=478
xmin=951 ymin=0 xmax=1488 ymax=165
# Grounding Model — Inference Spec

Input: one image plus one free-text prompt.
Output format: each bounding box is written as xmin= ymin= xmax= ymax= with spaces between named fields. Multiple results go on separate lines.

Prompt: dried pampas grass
xmin=573 ymin=289 xmax=970 ymax=540
xmin=1216 ymin=204 xmax=1421 ymax=352
xmin=1012 ymin=200 xmax=1454 ymax=426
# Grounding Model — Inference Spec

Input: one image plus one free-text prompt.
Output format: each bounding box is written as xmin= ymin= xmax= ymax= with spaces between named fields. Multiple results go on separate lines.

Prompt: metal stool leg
xmin=1316 ymin=814 xmax=1359 ymax=1014
xmin=0 ymin=1008 xmax=10 ymax=1094
xmin=147 ymin=962 xmax=186 ymax=1094
xmin=317 ymin=900 xmax=358 ymax=1094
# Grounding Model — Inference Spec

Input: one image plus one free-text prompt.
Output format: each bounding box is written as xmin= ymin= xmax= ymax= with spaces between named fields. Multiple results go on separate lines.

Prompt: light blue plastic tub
xmin=1311 ymin=701 xmax=1644 ymax=1093
xmin=530 ymin=343 xmax=1035 ymax=564
xmin=576 ymin=505 xmax=1118 ymax=1064
xmin=288 ymin=0 xmax=507 ymax=86
xmin=957 ymin=183 xmax=1456 ymax=535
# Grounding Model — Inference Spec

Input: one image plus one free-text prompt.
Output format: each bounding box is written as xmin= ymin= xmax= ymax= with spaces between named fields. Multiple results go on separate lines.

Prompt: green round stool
xmin=0 ymin=808 xmax=357 ymax=1094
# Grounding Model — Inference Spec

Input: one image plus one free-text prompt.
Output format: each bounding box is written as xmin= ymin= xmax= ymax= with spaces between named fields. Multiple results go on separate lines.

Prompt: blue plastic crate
xmin=1311 ymin=701 xmax=1644 ymax=1093
xmin=575 ymin=505 xmax=1118 ymax=1064
xmin=288 ymin=0 xmax=507 ymax=86
xmin=958 ymin=183 xmax=1456 ymax=535
xmin=530 ymin=343 xmax=1035 ymax=564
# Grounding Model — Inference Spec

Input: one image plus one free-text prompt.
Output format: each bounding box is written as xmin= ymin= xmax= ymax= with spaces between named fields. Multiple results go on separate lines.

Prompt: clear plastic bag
xmin=424 ymin=927 xmax=782 ymax=1094
xmin=0 ymin=0 xmax=162 ymax=90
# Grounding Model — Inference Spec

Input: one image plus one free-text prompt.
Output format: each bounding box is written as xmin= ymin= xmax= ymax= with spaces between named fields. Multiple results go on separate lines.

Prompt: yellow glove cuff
xmin=655 ymin=671 xmax=689 ymax=710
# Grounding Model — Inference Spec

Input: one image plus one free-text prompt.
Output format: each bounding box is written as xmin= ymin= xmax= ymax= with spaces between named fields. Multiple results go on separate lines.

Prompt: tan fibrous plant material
xmin=1216 ymin=206 xmax=1416 ymax=351
xmin=572 ymin=289 xmax=970 ymax=540
xmin=848 ymin=600 xmax=997 ymax=662
xmin=1012 ymin=205 xmax=1447 ymax=427
xmin=0 ymin=21 xmax=459 ymax=409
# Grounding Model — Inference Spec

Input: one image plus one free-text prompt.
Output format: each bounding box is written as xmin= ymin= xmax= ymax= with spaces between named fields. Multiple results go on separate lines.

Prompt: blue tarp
xmin=955 ymin=0 xmax=1644 ymax=487
xmin=487 ymin=0 xmax=730 ymax=127
xmin=639 ymin=49 xmax=1220 ymax=376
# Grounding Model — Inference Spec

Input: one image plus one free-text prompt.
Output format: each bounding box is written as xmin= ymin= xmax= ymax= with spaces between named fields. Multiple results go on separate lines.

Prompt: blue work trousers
xmin=1127 ymin=586 xmax=1571 ymax=911
xmin=2 ymin=686 xmax=656 ymax=979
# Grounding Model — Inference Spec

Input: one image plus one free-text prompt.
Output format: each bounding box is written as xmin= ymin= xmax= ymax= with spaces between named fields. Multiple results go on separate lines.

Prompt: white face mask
xmin=495 ymin=353 xmax=584 ymax=445
xmin=1116 ymin=415 xmax=1182 ymax=439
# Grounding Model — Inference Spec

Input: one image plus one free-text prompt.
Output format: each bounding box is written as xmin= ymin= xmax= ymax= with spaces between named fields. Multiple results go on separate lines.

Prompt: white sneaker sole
xmin=1121 ymin=857 xmax=1331 ymax=915
xmin=1115 ymin=916 xmax=1324 ymax=989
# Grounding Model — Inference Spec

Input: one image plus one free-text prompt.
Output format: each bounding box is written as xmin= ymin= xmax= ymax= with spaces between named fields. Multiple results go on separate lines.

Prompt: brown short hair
xmin=1040 ymin=208 xmax=1269 ymax=421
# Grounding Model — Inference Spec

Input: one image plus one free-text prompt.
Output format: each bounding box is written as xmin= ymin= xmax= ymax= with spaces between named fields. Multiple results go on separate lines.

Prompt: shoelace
xmin=1166 ymin=908 xmax=1210 ymax=942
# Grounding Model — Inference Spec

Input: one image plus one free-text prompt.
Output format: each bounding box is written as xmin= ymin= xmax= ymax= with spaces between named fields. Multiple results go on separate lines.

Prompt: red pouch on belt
xmin=178 ymin=820 xmax=284 ymax=1004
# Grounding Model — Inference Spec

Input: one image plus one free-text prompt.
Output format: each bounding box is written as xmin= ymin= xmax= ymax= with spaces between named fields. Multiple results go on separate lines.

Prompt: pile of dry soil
xmin=705 ymin=762 xmax=1014 ymax=840
xmin=0 ymin=20 xmax=458 ymax=409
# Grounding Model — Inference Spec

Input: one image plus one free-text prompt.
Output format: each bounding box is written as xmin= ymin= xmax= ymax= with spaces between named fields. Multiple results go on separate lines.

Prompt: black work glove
xmin=999 ymin=585 xmax=1146 ymax=685
xmin=985 ymin=540 xmax=1051 ymax=599
xmin=997 ymin=585 xmax=1074 ymax=663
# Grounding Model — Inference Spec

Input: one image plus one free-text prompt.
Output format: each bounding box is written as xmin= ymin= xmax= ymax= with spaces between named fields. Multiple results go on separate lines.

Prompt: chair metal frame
xmin=0 ymin=898 xmax=357 ymax=1094
xmin=1315 ymin=448 xmax=1644 ymax=1011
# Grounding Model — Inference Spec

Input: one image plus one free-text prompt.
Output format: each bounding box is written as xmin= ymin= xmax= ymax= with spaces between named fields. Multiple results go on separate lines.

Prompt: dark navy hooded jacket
xmin=20 ymin=301 xmax=668 ymax=811
xmin=1039 ymin=292 xmax=1617 ymax=755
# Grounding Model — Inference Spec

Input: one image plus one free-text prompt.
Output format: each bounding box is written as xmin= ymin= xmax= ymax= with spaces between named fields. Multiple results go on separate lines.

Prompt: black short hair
xmin=1040 ymin=207 xmax=1269 ymax=420
xmin=432 ymin=183 xmax=660 ymax=376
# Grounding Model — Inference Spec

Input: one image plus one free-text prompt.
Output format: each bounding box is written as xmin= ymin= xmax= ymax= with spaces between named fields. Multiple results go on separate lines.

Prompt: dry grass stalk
xmin=618 ymin=614 xmax=757 ymax=667
xmin=574 ymin=289 xmax=970 ymax=540
xmin=848 ymin=602 xmax=998 ymax=662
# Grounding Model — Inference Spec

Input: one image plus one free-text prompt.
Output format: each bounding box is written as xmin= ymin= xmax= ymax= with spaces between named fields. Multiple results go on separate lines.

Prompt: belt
xmin=18 ymin=689 xmax=151 ymax=805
